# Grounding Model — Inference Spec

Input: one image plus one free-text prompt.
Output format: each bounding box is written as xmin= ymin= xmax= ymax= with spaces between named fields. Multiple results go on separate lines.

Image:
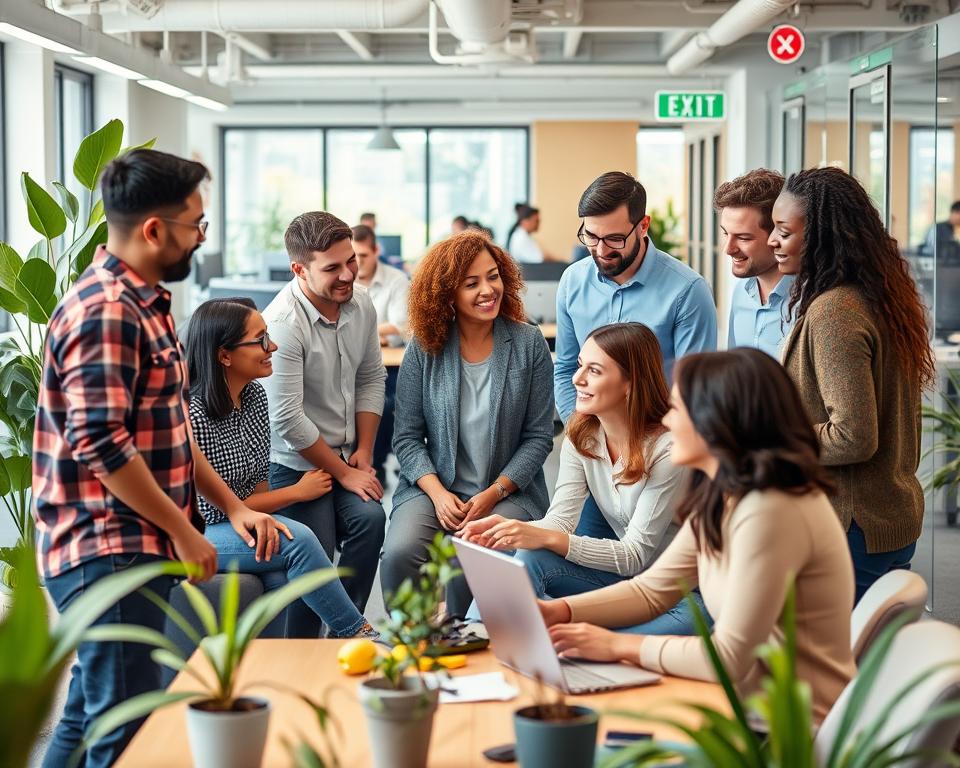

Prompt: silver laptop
xmin=453 ymin=538 xmax=661 ymax=694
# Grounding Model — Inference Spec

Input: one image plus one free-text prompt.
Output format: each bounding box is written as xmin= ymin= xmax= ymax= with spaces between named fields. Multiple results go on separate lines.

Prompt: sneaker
xmin=354 ymin=622 xmax=381 ymax=642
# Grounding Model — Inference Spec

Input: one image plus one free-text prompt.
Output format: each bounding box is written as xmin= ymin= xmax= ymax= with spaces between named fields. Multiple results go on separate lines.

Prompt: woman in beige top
xmin=540 ymin=348 xmax=856 ymax=722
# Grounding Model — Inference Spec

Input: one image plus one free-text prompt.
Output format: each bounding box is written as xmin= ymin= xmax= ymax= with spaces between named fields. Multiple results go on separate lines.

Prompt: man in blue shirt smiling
xmin=555 ymin=172 xmax=717 ymax=422
xmin=715 ymin=168 xmax=794 ymax=360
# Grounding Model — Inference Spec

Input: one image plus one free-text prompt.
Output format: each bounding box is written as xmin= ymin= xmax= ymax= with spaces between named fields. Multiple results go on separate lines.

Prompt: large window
xmin=54 ymin=65 xmax=94 ymax=218
xmin=637 ymin=127 xmax=685 ymax=255
xmin=221 ymin=127 xmax=528 ymax=276
xmin=908 ymin=127 xmax=955 ymax=250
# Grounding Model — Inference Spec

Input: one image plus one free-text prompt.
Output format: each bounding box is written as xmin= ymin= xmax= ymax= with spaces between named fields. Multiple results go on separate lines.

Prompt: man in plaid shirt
xmin=34 ymin=150 xmax=291 ymax=768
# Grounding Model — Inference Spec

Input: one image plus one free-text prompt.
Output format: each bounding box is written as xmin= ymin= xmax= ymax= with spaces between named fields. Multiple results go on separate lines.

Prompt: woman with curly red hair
xmin=380 ymin=231 xmax=555 ymax=615
xmin=769 ymin=166 xmax=936 ymax=603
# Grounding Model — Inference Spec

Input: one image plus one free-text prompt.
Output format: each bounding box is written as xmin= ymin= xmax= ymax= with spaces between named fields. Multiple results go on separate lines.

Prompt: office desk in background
xmin=382 ymin=324 xmax=557 ymax=369
xmin=117 ymin=640 xmax=726 ymax=768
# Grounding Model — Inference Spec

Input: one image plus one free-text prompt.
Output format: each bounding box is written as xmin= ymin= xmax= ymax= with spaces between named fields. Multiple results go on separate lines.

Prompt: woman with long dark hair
xmin=539 ymin=349 xmax=855 ymax=723
xmin=507 ymin=203 xmax=554 ymax=263
xmin=769 ymin=166 xmax=935 ymax=602
xmin=461 ymin=323 xmax=697 ymax=633
xmin=185 ymin=298 xmax=374 ymax=638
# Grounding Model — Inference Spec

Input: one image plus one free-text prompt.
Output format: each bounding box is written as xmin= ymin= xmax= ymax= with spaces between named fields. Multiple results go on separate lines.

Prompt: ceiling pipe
xmin=57 ymin=0 xmax=429 ymax=32
xmin=666 ymin=0 xmax=796 ymax=74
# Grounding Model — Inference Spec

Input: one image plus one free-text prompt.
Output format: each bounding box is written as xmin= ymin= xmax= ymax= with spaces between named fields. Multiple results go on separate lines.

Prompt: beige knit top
xmin=562 ymin=488 xmax=856 ymax=722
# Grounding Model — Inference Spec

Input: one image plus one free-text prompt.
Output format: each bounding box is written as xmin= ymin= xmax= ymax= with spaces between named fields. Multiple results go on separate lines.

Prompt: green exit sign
xmin=655 ymin=91 xmax=726 ymax=122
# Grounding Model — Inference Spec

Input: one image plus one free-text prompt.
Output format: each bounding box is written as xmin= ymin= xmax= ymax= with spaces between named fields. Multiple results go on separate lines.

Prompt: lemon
xmin=337 ymin=639 xmax=378 ymax=675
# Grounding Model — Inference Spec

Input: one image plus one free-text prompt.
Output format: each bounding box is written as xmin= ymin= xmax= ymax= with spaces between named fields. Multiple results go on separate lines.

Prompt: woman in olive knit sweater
xmin=769 ymin=166 xmax=935 ymax=602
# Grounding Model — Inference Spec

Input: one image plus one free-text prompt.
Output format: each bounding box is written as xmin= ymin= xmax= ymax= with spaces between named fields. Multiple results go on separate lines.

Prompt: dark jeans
xmin=574 ymin=495 xmax=709 ymax=636
xmin=848 ymin=520 xmax=917 ymax=604
xmin=270 ymin=462 xmax=385 ymax=628
xmin=373 ymin=366 xmax=399 ymax=484
xmin=42 ymin=554 xmax=177 ymax=768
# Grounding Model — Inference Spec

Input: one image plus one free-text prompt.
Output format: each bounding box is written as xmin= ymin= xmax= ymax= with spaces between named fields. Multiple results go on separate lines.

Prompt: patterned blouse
xmin=189 ymin=381 xmax=271 ymax=525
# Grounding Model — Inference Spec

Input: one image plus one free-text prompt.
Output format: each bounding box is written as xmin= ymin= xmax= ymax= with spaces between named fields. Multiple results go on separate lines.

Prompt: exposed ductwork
xmin=54 ymin=0 xmax=430 ymax=33
xmin=666 ymin=0 xmax=797 ymax=75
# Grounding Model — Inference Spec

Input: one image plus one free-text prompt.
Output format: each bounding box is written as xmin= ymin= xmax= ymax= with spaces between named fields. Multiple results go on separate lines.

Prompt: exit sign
xmin=655 ymin=91 xmax=725 ymax=122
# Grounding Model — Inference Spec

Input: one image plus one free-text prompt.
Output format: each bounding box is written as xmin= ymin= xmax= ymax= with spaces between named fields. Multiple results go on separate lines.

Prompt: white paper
xmin=438 ymin=672 xmax=518 ymax=704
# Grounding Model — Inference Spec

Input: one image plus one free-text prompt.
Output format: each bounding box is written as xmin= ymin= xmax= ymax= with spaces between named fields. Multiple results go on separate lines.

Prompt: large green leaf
xmin=83 ymin=690 xmax=200 ymax=749
xmin=86 ymin=199 xmax=105 ymax=230
xmin=119 ymin=137 xmax=157 ymax=155
xmin=83 ymin=623 xmax=183 ymax=658
xmin=0 ymin=455 xmax=33 ymax=495
xmin=0 ymin=286 xmax=27 ymax=316
xmin=15 ymin=258 xmax=58 ymax=324
xmin=20 ymin=174 xmax=66 ymax=240
xmin=63 ymin=220 xmax=107 ymax=278
xmin=73 ymin=119 xmax=124 ymax=192
xmin=0 ymin=243 xmax=23 ymax=292
xmin=52 ymin=182 xmax=80 ymax=224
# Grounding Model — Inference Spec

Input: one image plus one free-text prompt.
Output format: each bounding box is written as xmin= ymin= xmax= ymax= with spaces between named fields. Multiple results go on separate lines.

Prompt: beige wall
xmin=530 ymin=121 xmax=639 ymax=260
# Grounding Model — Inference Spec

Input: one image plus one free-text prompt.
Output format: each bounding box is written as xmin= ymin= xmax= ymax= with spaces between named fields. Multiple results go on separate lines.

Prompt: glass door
xmin=781 ymin=97 xmax=805 ymax=175
xmin=849 ymin=65 xmax=891 ymax=226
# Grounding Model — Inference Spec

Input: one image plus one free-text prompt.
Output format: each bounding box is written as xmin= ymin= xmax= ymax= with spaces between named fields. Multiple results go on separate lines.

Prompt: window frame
xmin=53 ymin=64 xmax=94 ymax=190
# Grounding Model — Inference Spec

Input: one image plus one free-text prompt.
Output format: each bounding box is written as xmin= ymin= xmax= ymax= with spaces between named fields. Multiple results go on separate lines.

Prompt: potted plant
xmin=596 ymin=587 xmax=960 ymax=768
xmin=513 ymin=677 xmax=599 ymax=768
xmin=922 ymin=368 xmax=960 ymax=527
xmin=0 ymin=119 xmax=155 ymax=588
xmin=359 ymin=532 xmax=461 ymax=768
xmin=0 ymin=544 xmax=190 ymax=768
xmin=81 ymin=566 xmax=345 ymax=768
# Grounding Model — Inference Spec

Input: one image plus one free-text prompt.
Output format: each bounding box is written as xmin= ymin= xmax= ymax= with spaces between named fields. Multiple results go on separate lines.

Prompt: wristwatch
xmin=494 ymin=481 xmax=509 ymax=500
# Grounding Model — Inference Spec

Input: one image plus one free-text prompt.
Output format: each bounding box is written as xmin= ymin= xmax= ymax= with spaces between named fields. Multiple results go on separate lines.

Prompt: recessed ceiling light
xmin=73 ymin=56 xmax=146 ymax=80
xmin=139 ymin=79 xmax=191 ymax=99
xmin=937 ymin=96 xmax=952 ymax=103
xmin=0 ymin=22 xmax=78 ymax=54
xmin=185 ymin=94 xmax=230 ymax=111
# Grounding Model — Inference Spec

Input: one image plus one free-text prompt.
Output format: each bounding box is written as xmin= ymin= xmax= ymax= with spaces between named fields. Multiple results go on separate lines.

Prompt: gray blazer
xmin=392 ymin=318 xmax=555 ymax=519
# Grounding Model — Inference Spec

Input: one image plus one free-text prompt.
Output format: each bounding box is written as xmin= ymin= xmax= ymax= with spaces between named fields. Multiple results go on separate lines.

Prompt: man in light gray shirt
xmin=263 ymin=211 xmax=387 ymax=618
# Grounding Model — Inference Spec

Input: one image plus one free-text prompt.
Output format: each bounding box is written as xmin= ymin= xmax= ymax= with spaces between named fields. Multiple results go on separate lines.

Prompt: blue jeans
xmin=270 ymin=462 xmax=385 ymax=626
xmin=205 ymin=515 xmax=365 ymax=637
xmin=848 ymin=520 xmax=917 ymax=605
xmin=373 ymin=366 xmax=399 ymax=483
xmin=512 ymin=547 xmax=711 ymax=637
xmin=42 ymin=554 xmax=177 ymax=768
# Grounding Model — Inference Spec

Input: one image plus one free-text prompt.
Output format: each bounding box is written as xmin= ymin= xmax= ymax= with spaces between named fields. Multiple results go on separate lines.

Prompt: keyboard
xmin=560 ymin=660 xmax=617 ymax=692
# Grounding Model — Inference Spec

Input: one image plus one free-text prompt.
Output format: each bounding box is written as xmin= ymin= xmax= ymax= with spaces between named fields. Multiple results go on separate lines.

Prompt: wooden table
xmin=382 ymin=323 xmax=557 ymax=369
xmin=117 ymin=640 xmax=726 ymax=767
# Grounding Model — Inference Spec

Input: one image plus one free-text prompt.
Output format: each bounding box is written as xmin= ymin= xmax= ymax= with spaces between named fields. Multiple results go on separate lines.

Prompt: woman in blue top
xmin=380 ymin=231 xmax=556 ymax=615
xmin=185 ymin=297 xmax=373 ymax=638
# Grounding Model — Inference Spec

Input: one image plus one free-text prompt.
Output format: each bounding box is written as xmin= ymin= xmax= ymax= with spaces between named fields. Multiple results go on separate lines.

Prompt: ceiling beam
xmin=562 ymin=29 xmax=583 ymax=59
xmin=337 ymin=30 xmax=374 ymax=61
xmin=219 ymin=31 xmax=272 ymax=61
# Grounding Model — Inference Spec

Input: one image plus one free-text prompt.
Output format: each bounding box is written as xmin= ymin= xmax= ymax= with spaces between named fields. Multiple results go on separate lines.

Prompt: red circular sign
xmin=767 ymin=24 xmax=805 ymax=64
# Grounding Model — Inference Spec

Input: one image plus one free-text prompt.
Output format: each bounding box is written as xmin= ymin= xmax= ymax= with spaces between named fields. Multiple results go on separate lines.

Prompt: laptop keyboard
xmin=560 ymin=661 xmax=615 ymax=691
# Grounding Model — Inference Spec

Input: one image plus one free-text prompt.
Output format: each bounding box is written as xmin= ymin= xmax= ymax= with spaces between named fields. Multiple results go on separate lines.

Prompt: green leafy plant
xmin=0 ymin=543 xmax=190 ymax=768
xmin=282 ymin=689 xmax=344 ymax=768
xmin=80 ymin=565 xmax=345 ymax=749
xmin=599 ymin=588 xmax=960 ymax=768
xmin=372 ymin=532 xmax=461 ymax=689
xmin=0 ymin=120 xmax=155 ymax=582
xmin=922 ymin=368 xmax=960 ymax=526
xmin=647 ymin=198 xmax=681 ymax=257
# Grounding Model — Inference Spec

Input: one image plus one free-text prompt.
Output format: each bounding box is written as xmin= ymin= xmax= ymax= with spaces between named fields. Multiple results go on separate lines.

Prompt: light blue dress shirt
xmin=727 ymin=275 xmax=795 ymax=360
xmin=554 ymin=238 xmax=718 ymax=421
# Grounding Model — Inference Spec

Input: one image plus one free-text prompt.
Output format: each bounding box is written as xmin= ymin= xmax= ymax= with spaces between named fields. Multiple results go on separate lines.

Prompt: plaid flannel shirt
xmin=33 ymin=247 xmax=199 ymax=580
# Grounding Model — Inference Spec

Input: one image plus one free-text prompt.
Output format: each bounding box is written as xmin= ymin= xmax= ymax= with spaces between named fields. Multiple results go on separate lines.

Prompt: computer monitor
xmin=261 ymin=250 xmax=292 ymax=283
xmin=524 ymin=280 xmax=559 ymax=324
xmin=935 ymin=265 xmax=960 ymax=340
xmin=207 ymin=278 xmax=285 ymax=311
xmin=378 ymin=234 xmax=402 ymax=259
xmin=193 ymin=250 xmax=223 ymax=289
xmin=520 ymin=262 xmax=569 ymax=282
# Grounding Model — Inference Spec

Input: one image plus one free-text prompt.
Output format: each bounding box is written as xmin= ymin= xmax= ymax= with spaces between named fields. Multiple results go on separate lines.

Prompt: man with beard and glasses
xmin=263 ymin=212 xmax=387 ymax=625
xmin=551 ymin=171 xmax=717 ymax=637
xmin=34 ymin=150 xmax=286 ymax=768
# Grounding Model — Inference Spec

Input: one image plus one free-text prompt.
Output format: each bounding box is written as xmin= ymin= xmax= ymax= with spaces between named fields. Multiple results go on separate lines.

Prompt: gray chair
xmin=815 ymin=621 xmax=960 ymax=767
xmin=161 ymin=574 xmax=286 ymax=686
xmin=850 ymin=570 xmax=928 ymax=664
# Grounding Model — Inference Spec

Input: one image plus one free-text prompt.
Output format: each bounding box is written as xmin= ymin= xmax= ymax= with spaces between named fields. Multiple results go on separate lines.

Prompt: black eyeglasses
xmin=161 ymin=217 xmax=209 ymax=237
xmin=227 ymin=332 xmax=272 ymax=352
xmin=577 ymin=219 xmax=641 ymax=249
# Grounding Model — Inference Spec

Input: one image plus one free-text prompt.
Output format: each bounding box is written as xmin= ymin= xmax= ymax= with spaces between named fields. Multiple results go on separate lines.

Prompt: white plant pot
xmin=185 ymin=697 xmax=271 ymax=768
xmin=359 ymin=677 xmax=440 ymax=768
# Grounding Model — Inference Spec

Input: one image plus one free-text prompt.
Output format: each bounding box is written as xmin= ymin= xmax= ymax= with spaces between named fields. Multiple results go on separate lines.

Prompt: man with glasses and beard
xmin=34 ymin=149 xmax=284 ymax=768
xmin=551 ymin=171 xmax=717 ymax=636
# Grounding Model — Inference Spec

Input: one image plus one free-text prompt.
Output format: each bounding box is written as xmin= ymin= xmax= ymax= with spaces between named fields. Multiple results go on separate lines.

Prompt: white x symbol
xmin=776 ymin=33 xmax=796 ymax=55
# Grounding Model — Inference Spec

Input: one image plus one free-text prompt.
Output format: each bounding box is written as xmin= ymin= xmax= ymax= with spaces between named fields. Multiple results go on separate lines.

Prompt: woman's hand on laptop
xmin=549 ymin=623 xmax=639 ymax=664
xmin=456 ymin=513 xmax=505 ymax=544
xmin=538 ymin=598 xmax=571 ymax=627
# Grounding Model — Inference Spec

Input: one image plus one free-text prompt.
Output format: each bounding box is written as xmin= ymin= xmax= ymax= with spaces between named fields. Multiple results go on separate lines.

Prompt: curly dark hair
xmin=784 ymin=166 xmax=935 ymax=389
xmin=407 ymin=231 xmax=527 ymax=354
xmin=672 ymin=348 xmax=835 ymax=556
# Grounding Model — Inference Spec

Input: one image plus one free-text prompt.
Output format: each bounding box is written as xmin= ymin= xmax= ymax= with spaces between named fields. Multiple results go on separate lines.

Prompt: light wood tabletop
xmin=381 ymin=323 xmax=557 ymax=369
xmin=117 ymin=639 xmax=726 ymax=768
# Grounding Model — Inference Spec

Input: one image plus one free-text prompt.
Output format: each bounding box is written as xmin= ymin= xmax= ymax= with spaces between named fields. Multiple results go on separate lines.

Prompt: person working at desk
xmin=353 ymin=223 xmax=409 ymax=484
xmin=507 ymin=203 xmax=560 ymax=263
xmin=540 ymin=349 xmax=856 ymax=723
xmin=381 ymin=231 xmax=555 ymax=616
xmin=919 ymin=200 xmax=960 ymax=262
